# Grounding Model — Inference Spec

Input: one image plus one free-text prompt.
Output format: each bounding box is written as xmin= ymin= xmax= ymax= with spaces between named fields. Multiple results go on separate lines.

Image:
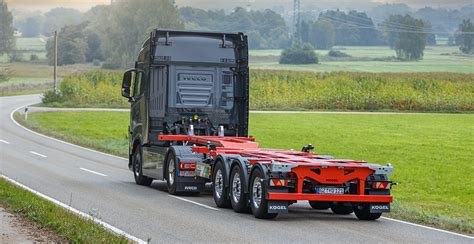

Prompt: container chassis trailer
xmin=121 ymin=29 xmax=394 ymax=219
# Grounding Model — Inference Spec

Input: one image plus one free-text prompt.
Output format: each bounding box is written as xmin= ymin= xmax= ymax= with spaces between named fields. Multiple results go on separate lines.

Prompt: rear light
xmin=179 ymin=162 xmax=196 ymax=171
xmin=270 ymin=179 xmax=288 ymax=187
xmin=372 ymin=182 xmax=390 ymax=189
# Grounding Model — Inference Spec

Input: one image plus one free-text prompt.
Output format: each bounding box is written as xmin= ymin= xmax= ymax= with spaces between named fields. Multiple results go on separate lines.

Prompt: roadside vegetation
xmin=40 ymin=70 xmax=474 ymax=113
xmin=16 ymin=111 xmax=474 ymax=234
xmin=250 ymin=70 xmax=473 ymax=112
xmin=0 ymin=178 xmax=129 ymax=243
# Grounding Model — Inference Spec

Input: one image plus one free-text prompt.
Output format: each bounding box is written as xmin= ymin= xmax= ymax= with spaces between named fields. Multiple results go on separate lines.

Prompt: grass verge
xmin=15 ymin=111 xmax=474 ymax=234
xmin=0 ymin=178 xmax=129 ymax=243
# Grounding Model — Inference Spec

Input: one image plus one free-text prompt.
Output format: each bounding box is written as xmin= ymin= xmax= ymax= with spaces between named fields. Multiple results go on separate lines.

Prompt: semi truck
xmin=121 ymin=29 xmax=394 ymax=219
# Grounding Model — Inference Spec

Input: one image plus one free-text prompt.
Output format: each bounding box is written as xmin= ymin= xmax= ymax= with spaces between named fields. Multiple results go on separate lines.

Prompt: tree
xmin=178 ymin=7 xmax=289 ymax=49
xmin=0 ymin=2 xmax=15 ymax=56
xmin=317 ymin=10 xmax=381 ymax=46
xmin=92 ymin=0 xmax=184 ymax=67
xmin=46 ymin=23 xmax=89 ymax=65
xmin=310 ymin=20 xmax=335 ymax=49
xmin=279 ymin=44 xmax=318 ymax=64
xmin=423 ymin=21 xmax=436 ymax=45
xmin=381 ymin=15 xmax=426 ymax=60
xmin=85 ymin=31 xmax=103 ymax=62
xmin=42 ymin=7 xmax=83 ymax=36
xmin=19 ymin=16 xmax=43 ymax=37
xmin=455 ymin=19 xmax=474 ymax=54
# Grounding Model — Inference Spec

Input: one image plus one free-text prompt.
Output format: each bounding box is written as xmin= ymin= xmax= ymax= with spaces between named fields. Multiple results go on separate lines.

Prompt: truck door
xmin=130 ymin=70 xmax=148 ymax=146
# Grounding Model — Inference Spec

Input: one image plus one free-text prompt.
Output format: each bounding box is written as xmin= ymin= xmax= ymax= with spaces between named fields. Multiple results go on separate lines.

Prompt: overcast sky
xmin=5 ymin=0 xmax=472 ymax=12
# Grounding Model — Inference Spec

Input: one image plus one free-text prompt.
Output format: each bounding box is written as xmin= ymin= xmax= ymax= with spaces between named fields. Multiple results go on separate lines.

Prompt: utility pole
xmin=293 ymin=0 xmax=301 ymax=44
xmin=53 ymin=30 xmax=58 ymax=92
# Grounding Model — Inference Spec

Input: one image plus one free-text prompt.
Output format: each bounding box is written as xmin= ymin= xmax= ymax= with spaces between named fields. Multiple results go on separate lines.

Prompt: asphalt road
xmin=0 ymin=94 xmax=472 ymax=243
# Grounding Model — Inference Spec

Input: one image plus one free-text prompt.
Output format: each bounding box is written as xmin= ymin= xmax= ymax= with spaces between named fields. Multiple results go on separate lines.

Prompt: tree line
xmin=1 ymin=0 xmax=473 ymax=66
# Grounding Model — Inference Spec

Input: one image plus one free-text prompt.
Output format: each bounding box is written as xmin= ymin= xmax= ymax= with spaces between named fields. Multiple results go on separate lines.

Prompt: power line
xmin=319 ymin=15 xmax=474 ymax=34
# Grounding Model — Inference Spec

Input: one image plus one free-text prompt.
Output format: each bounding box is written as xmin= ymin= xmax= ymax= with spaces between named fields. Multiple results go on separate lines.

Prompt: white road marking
xmin=381 ymin=217 xmax=474 ymax=239
xmin=0 ymin=139 xmax=10 ymax=144
xmin=30 ymin=151 xmax=47 ymax=158
xmin=10 ymin=104 xmax=128 ymax=162
xmin=168 ymin=195 xmax=220 ymax=211
xmin=79 ymin=167 xmax=107 ymax=177
xmin=0 ymin=175 xmax=146 ymax=244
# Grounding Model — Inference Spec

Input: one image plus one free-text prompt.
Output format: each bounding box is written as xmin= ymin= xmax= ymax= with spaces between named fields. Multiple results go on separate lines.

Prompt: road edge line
xmin=380 ymin=217 xmax=473 ymax=239
xmin=10 ymin=104 xmax=128 ymax=161
xmin=0 ymin=175 xmax=147 ymax=244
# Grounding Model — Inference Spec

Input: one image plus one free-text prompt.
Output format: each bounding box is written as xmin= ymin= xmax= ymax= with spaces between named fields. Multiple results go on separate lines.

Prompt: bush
xmin=8 ymin=50 xmax=24 ymax=62
xmin=30 ymin=54 xmax=39 ymax=61
xmin=279 ymin=44 xmax=319 ymax=64
xmin=42 ymin=90 xmax=65 ymax=104
xmin=42 ymin=70 xmax=128 ymax=108
xmin=328 ymin=50 xmax=351 ymax=58
xmin=92 ymin=59 xmax=101 ymax=66
xmin=0 ymin=67 xmax=11 ymax=82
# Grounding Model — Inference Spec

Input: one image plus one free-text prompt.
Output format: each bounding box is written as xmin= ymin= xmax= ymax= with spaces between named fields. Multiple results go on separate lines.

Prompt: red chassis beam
xmin=268 ymin=193 xmax=392 ymax=202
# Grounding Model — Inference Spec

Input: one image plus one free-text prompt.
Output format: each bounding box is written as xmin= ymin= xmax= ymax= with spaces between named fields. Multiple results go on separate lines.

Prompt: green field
xmin=16 ymin=111 xmax=474 ymax=233
xmin=250 ymin=46 xmax=474 ymax=73
xmin=0 ymin=37 xmax=47 ymax=63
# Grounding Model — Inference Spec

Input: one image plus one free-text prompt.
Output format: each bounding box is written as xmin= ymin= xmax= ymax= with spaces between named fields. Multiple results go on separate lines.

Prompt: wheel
xmin=353 ymin=203 xmax=382 ymax=220
xmin=165 ymin=150 xmax=178 ymax=195
xmin=309 ymin=201 xmax=330 ymax=210
xmin=212 ymin=161 xmax=231 ymax=208
xmin=230 ymin=165 xmax=249 ymax=213
xmin=330 ymin=202 xmax=353 ymax=215
xmin=132 ymin=145 xmax=153 ymax=186
xmin=249 ymin=168 xmax=278 ymax=219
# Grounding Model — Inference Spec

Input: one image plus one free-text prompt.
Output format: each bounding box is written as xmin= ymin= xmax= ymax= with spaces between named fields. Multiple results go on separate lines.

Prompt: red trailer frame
xmin=158 ymin=134 xmax=392 ymax=204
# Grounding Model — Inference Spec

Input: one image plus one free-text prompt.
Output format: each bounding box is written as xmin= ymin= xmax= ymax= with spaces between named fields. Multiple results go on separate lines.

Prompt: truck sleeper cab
xmin=122 ymin=29 xmax=394 ymax=220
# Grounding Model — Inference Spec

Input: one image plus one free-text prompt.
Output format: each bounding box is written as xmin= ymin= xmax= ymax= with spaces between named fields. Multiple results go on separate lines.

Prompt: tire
xmin=309 ymin=201 xmax=330 ymax=210
xmin=132 ymin=145 xmax=153 ymax=186
xmin=353 ymin=203 xmax=382 ymax=220
xmin=249 ymin=168 xmax=278 ymax=219
xmin=230 ymin=165 xmax=249 ymax=213
xmin=165 ymin=150 xmax=178 ymax=195
xmin=330 ymin=202 xmax=353 ymax=215
xmin=212 ymin=161 xmax=231 ymax=208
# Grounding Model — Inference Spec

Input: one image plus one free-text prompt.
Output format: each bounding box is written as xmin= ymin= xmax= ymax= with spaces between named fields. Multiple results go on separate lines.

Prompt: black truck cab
xmin=122 ymin=29 xmax=249 ymax=191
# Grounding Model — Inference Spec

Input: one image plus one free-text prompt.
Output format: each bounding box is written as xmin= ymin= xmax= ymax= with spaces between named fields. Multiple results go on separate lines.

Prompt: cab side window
xmin=133 ymin=72 xmax=143 ymax=98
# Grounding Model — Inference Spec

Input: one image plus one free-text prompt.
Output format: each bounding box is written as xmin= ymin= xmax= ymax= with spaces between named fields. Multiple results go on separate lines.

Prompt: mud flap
xmin=268 ymin=201 xmax=289 ymax=213
xmin=175 ymin=182 xmax=206 ymax=193
xmin=369 ymin=203 xmax=390 ymax=213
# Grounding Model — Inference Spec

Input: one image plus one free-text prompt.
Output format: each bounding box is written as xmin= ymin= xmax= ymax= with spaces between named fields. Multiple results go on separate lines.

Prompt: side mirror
xmin=122 ymin=69 xmax=135 ymax=99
